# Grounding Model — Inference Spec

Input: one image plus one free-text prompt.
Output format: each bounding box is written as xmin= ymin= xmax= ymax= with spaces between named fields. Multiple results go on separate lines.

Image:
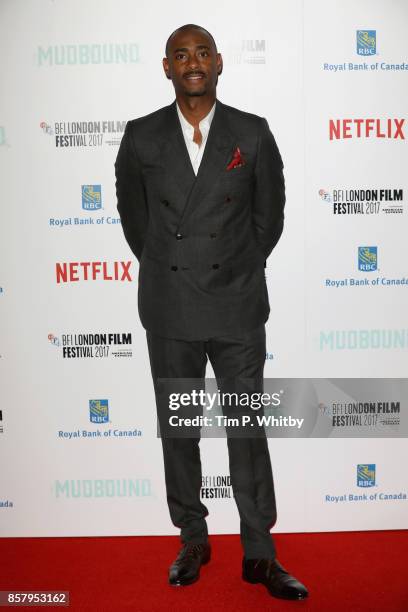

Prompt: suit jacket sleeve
xmin=252 ymin=117 xmax=285 ymax=261
xmin=115 ymin=121 xmax=149 ymax=261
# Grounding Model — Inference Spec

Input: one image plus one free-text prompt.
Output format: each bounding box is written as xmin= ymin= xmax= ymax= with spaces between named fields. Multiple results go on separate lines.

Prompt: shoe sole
xmin=169 ymin=551 xmax=211 ymax=587
xmin=242 ymin=573 xmax=309 ymax=600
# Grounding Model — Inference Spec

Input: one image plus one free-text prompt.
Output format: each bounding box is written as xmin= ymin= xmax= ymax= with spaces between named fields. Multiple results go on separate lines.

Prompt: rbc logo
xmin=357 ymin=30 xmax=376 ymax=56
xmin=82 ymin=185 xmax=102 ymax=210
xmin=358 ymin=246 xmax=377 ymax=271
xmin=357 ymin=464 xmax=376 ymax=487
xmin=89 ymin=399 xmax=109 ymax=423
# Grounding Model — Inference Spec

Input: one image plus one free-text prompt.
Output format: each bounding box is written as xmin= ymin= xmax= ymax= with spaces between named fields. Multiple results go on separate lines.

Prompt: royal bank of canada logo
xmin=357 ymin=30 xmax=376 ymax=56
xmin=324 ymin=29 xmax=407 ymax=71
xmin=325 ymin=462 xmax=406 ymax=503
xmin=358 ymin=247 xmax=377 ymax=271
xmin=82 ymin=185 xmax=102 ymax=210
xmin=357 ymin=464 xmax=376 ymax=487
xmin=49 ymin=183 xmax=121 ymax=228
xmin=89 ymin=399 xmax=109 ymax=424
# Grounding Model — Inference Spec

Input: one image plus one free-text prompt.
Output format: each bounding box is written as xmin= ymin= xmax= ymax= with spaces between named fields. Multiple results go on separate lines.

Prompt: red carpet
xmin=1 ymin=531 xmax=407 ymax=611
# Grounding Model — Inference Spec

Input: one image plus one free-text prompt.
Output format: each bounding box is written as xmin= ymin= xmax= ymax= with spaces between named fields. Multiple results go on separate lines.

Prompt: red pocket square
xmin=226 ymin=146 xmax=246 ymax=170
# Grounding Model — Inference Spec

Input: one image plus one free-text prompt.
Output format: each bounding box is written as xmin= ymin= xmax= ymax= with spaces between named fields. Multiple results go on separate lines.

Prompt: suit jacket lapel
xmin=159 ymin=101 xmax=196 ymax=215
xmin=180 ymin=100 xmax=235 ymax=225
xmin=159 ymin=99 xmax=236 ymax=223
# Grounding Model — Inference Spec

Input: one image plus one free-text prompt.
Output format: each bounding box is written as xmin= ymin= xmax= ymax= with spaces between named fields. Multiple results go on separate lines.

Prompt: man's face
xmin=163 ymin=29 xmax=222 ymax=97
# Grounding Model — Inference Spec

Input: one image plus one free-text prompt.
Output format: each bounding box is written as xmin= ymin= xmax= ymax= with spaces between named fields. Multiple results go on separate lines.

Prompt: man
xmin=115 ymin=23 xmax=308 ymax=600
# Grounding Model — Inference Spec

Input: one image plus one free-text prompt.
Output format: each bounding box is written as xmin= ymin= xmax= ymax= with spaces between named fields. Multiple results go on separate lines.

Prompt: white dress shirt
xmin=176 ymin=101 xmax=216 ymax=175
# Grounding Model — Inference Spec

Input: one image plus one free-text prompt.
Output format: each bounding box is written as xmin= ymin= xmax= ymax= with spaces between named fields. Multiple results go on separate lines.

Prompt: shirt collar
xmin=176 ymin=101 xmax=216 ymax=139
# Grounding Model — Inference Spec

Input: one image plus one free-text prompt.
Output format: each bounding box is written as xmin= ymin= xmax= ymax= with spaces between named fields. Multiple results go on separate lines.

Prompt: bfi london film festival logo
xmin=318 ymin=188 xmax=404 ymax=215
xmin=40 ymin=120 xmax=125 ymax=147
xmin=223 ymin=39 xmax=266 ymax=65
xmin=324 ymin=30 xmax=408 ymax=72
xmin=201 ymin=475 xmax=233 ymax=500
xmin=322 ymin=400 xmax=401 ymax=430
xmin=40 ymin=121 xmax=53 ymax=136
xmin=48 ymin=185 xmax=121 ymax=228
xmin=48 ymin=332 xmax=133 ymax=359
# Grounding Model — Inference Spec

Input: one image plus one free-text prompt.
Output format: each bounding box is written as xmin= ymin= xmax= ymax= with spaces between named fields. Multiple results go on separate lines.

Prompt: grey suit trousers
xmin=146 ymin=324 xmax=277 ymax=559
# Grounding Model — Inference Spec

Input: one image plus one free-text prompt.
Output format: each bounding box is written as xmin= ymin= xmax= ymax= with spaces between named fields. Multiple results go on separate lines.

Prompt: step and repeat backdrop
xmin=1 ymin=0 xmax=407 ymax=537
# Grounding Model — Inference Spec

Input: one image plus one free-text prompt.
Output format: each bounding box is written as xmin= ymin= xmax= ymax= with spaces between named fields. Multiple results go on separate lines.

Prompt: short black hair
xmin=165 ymin=24 xmax=217 ymax=57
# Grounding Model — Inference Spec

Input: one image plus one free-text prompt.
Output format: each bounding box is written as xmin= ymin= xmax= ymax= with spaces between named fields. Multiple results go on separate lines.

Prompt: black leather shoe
xmin=168 ymin=543 xmax=211 ymax=586
xmin=242 ymin=558 xmax=309 ymax=600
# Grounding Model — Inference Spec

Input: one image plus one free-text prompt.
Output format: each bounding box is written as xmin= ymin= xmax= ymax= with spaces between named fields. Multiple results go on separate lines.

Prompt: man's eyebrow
xmin=173 ymin=45 xmax=211 ymax=54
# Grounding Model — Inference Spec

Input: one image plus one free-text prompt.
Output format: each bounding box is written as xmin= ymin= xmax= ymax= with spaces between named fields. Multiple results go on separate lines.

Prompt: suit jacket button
xmin=161 ymin=199 xmax=169 ymax=207
xmin=171 ymin=266 xmax=178 ymax=271
xmin=225 ymin=196 xmax=231 ymax=203
xmin=212 ymin=264 xmax=220 ymax=270
xmin=210 ymin=233 xmax=217 ymax=239
xmin=176 ymin=233 xmax=183 ymax=240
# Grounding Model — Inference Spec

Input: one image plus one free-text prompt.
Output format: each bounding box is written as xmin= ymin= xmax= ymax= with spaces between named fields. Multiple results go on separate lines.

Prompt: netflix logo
xmin=56 ymin=261 xmax=132 ymax=283
xmin=329 ymin=118 xmax=405 ymax=140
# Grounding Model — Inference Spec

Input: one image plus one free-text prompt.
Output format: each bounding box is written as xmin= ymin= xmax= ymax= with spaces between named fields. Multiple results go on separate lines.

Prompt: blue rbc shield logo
xmin=89 ymin=399 xmax=109 ymax=423
xmin=82 ymin=185 xmax=102 ymax=210
xmin=357 ymin=464 xmax=376 ymax=487
xmin=358 ymin=246 xmax=377 ymax=271
xmin=357 ymin=30 xmax=376 ymax=56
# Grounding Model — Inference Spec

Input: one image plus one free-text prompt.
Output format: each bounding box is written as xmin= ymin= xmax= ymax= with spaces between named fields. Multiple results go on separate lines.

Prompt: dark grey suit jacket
xmin=115 ymin=98 xmax=285 ymax=340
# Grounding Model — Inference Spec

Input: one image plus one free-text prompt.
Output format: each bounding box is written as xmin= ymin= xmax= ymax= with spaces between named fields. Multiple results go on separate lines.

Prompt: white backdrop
xmin=1 ymin=0 xmax=407 ymax=537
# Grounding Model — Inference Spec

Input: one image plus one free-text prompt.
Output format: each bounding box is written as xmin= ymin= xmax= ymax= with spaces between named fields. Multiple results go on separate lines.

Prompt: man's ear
xmin=162 ymin=57 xmax=172 ymax=80
xmin=216 ymin=53 xmax=223 ymax=76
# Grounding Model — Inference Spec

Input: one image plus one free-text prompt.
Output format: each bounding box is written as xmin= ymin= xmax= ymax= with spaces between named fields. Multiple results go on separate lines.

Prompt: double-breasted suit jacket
xmin=115 ymin=98 xmax=285 ymax=340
